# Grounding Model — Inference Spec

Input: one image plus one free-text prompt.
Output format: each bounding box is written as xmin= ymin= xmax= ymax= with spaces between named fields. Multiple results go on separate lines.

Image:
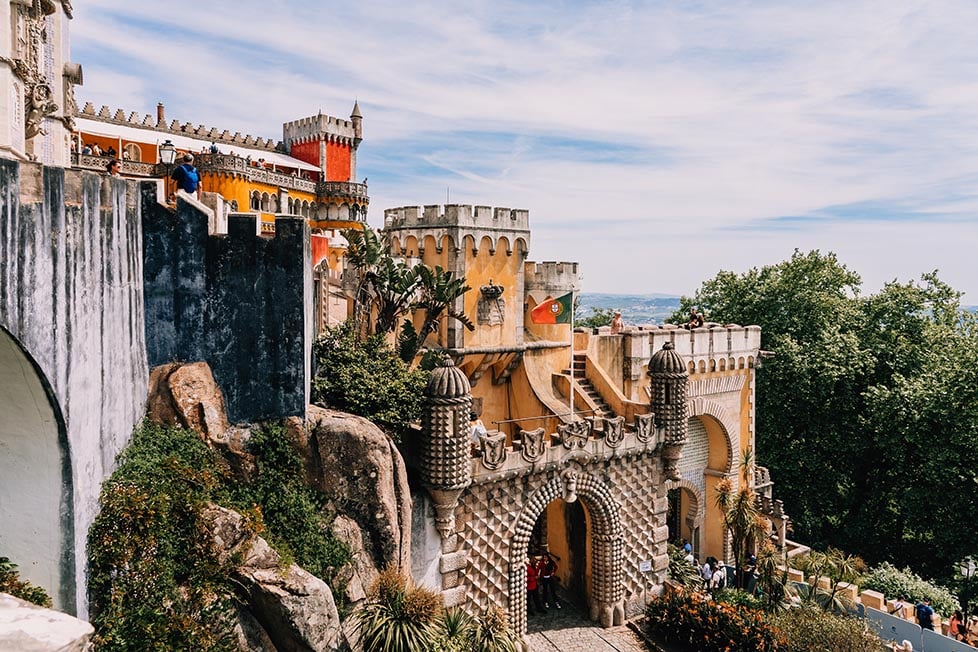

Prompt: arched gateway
xmin=507 ymin=469 xmax=625 ymax=634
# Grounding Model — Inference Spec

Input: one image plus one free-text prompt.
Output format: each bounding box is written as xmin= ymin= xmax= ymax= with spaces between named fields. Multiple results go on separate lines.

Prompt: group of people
xmin=884 ymin=595 xmax=978 ymax=649
xmin=525 ymin=552 xmax=561 ymax=614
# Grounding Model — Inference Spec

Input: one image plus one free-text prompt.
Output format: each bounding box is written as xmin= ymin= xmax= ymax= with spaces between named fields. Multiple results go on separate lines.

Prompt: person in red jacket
xmin=536 ymin=552 xmax=562 ymax=609
xmin=526 ymin=556 xmax=544 ymax=614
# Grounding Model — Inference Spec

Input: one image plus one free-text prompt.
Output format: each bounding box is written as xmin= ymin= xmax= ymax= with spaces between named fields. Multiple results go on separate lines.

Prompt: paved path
xmin=524 ymin=602 xmax=646 ymax=652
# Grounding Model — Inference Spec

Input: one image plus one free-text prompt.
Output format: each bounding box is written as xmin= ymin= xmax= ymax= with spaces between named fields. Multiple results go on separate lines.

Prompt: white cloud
xmin=71 ymin=0 xmax=978 ymax=300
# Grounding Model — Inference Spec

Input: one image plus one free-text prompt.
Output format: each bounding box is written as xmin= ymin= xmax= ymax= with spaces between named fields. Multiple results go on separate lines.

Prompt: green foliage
xmin=88 ymin=422 xmax=350 ymax=650
xmin=399 ymin=264 xmax=473 ymax=362
xmin=790 ymin=548 xmax=864 ymax=613
xmin=715 ymin=587 xmax=767 ymax=611
xmin=87 ymin=423 xmax=237 ymax=651
xmin=672 ymin=250 xmax=978 ymax=582
xmin=716 ymin=448 xmax=766 ymax=588
xmin=357 ymin=570 xmax=519 ymax=652
xmin=312 ymin=321 xmax=429 ymax=442
xmin=0 ymin=556 xmax=52 ymax=608
xmin=644 ymin=591 xmax=783 ymax=651
xmin=860 ymin=562 xmax=959 ymax=616
xmin=228 ymin=423 xmax=350 ymax=586
xmin=770 ymin=606 xmax=887 ymax=652
xmin=667 ymin=543 xmax=703 ymax=590
xmin=576 ymin=306 xmax=616 ymax=329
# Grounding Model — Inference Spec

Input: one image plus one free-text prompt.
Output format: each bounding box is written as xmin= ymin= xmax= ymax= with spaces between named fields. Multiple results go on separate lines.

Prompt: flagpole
xmin=570 ymin=289 xmax=575 ymax=423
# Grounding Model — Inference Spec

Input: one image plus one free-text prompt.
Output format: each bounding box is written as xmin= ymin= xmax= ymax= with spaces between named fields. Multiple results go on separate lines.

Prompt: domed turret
xmin=648 ymin=342 xmax=689 ymax=481
xmin=421 ymin=356 xmax=472 ymax=535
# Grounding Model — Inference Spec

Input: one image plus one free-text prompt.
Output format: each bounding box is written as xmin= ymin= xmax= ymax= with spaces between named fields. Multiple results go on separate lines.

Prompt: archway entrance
xmin=508 ymin=468 xmax=625 ymax=640
xmin=528 ymin=498 xmax=588 ymax=611
xmin=0 ymin=327 xmax=74 ymax=611
xmin=667 ymin=486 xmax=701 ymax=559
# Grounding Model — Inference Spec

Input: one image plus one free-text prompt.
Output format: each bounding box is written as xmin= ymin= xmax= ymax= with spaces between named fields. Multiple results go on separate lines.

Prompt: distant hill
xmin=576 ymin=293 xmax=682 ymax=326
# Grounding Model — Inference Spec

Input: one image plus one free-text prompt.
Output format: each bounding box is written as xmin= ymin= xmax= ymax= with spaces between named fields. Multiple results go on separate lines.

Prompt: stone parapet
xmin=384 ymin=204 xmax=530 ymax=232
xmin=283 ymin=112 xmax=357 ymax=145
xmin=523 ymin=261 xmax=581 ymax=294
xmin=620 ymin=324 xmax=761 ymax=382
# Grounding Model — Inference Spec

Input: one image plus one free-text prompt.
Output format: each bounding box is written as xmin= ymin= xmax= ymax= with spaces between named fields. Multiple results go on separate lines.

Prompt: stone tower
xmin=420 ymin=355 xmax=472 ymax=536
xmin=648 ymin=341 xmax=689 ymax=481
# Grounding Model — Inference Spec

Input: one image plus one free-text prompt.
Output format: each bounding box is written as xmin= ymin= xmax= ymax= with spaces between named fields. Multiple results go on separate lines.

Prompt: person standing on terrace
xmin=171 ymin=154 xmax=201 ymax=199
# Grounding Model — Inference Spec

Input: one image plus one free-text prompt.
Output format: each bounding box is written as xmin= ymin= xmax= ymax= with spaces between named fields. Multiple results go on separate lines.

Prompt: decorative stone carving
xmin=634 ymin=412 xmax=655 ymax=444
xmin=477 ymin=279 xmax=505 ymax=325
xmin=560 ymin=466 xmax=580 ymax=503
xmin=519 ymin=427 xmax=546 ymax=463
xmin=648 ymin=342 xmax=689 ymax=481
xmin=62 ymin=62 xmax=83 ymax=131
xmin=480 ymin=432 xmax=507 ymax=470
xmin=603 ymin=415 xmax=625 ymax=448
xmin=420 ymin=355 xmax=472 ymax=536
xmin=557 ymin=420 xmax=590 ymax=449
xmin=5 ymin=0 xmax=60 ymax=147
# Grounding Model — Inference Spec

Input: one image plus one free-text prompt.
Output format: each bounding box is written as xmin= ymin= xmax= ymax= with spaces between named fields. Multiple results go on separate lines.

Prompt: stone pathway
xmin=524 ymin=602 xmax=647 ymax=652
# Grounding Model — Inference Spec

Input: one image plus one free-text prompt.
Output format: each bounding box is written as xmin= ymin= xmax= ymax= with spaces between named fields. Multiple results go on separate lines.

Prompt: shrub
xmin=715 ymin=587 xmax=767 ymax=611
xmin=771 ymin=605 xmax=886 ymax=652
xmin=861 ymin=562 xmax=959 ymax=616
xmin=88 ymin=422 xmax=350 ymax=649
xmin=357 ymin=567 xmax=443 ymax=652
xmin=644 ymin=591 xmax=783 ymax=652
xmin=312 ymin=322 xmax=429 ymax=442
xmin=0 ymin=557 xmax=52 ymax=608
xmin=667 ymin=543 xmax=703 ymax=590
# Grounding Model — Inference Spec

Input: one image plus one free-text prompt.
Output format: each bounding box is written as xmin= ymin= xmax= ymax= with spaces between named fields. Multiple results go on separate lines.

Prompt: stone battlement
xmin=384 ymin=204 xmax=530 ymax=232
xmin=79 ymin=102 xmax=284 ymax=151
xmin=283 ymin=113 xmax=358 ymax=144
xmin=524 ymin=261 xmax=581 ymax=293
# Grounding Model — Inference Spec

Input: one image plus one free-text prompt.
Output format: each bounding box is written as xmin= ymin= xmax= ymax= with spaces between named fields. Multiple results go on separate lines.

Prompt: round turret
xmin=648 ymin=341 xmax=686 ymax=375
xmin=425 ymin=355 xmax=471 ymax=399
xmin=648 ymin=342 xmax=689 ymax=481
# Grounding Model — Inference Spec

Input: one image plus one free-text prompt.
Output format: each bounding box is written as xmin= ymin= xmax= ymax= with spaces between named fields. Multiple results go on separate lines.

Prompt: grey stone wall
xmin=142 ymin=188 xmax=311 ymax=422
xmin=0 ymin=159 xmax=148 ymax=616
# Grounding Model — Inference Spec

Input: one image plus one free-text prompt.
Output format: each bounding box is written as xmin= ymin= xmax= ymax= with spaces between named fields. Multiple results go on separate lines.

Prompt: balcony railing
xmin=194 ymin=153 xmax=318 ymax=194
xmin=317 ymin=181 xmax=369 ymax=202
xmin=72 ymin=153 xmax=157 ymax=176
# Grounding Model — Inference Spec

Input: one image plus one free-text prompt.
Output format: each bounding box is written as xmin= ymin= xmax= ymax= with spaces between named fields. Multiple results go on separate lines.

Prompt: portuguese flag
xmin=530 ymin=292 xmax=574 ymax=324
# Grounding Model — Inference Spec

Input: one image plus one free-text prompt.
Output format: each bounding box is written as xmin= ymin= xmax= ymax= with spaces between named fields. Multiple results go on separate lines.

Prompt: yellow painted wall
xmin=460 ymin=237 xmax=523 ymax=349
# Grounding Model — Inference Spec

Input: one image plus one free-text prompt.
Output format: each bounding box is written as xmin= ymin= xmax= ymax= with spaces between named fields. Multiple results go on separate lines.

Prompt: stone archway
xmin=508 ymin=468 xmax=625 ymax=640
xmin=0 ymin=326 xmax=74 ymax=611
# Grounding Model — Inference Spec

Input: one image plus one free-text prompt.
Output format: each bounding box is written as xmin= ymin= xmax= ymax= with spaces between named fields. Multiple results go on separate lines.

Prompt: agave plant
xmin=356 ymin=567 xmax=443 ymax=652
xmin=467 ymin=607 xmax=520 ymax=652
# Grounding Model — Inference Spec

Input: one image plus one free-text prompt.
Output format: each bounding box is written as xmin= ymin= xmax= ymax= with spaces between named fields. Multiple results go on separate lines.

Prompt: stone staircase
xmin=567 ymin=352 xmax=619 ymax=420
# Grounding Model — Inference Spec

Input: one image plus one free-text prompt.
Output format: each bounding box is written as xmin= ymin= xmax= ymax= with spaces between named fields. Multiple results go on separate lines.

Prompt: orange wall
xmin=291 ymin=140 xmax=320 ymax=169
xmin=326 ymin=141 xmax=351 ymax=181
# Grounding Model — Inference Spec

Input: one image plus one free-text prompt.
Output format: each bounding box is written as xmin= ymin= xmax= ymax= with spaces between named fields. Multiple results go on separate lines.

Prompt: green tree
xmin=575 ymin=307 xmax=616 ymax=329
xmin=398 ymin=264 xmax=473 ymax=362
xmin=673 ymin=250 xmax=978 ymax=581
xmin=715 ymin=448 xmax=766 ymax=588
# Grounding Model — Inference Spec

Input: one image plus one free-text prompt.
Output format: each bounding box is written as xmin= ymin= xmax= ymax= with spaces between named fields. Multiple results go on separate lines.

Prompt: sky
xmin=72 ymin=1 xmax=978 ymax=300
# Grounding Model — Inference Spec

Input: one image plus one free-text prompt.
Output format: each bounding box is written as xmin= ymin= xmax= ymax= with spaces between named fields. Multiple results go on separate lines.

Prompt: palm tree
xmin=398 ymin=265 xmax=473 ymax=362
xmin=343 ymin=227 xmax=386 ymax=339
xmin=715 ymin=447 xmax=766 ymax=589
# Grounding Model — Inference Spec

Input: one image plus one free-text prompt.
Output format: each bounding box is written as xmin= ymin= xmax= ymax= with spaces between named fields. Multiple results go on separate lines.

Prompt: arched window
xmin=250 ymin=191 xmax=261 ymax=211
xmin=123 ymin=143 xmax=142 ymax=162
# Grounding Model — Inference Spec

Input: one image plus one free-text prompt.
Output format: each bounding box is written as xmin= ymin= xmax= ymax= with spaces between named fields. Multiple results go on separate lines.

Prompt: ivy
xmin=0 ymin=557 xmax=52 ymax=608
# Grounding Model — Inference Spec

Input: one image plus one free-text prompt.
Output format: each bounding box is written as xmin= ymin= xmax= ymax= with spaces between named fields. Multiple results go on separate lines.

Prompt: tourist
xmin=687 ymin=308 xmax=704 ymax=329
xmin=610 ymin=310 xmax=624 ymax=334
xmin=122 ymin=150 xmax=131 ymax=161
xmin=536 ymin=552 xmax=561 ymax=609
xmin=90 ymin=143 xmax=102 ymax=156
xmin=710 ymin=560 xmax=727 ymax=591
xmin=950 ymin=610 xmax=965 ymax=640
xmin=889 ymin=594 xmax=907 ymax=617
xmin=81 ymin=143 xmax=91 ymax=155
xmin=470 ymin=412 xmax=487 ymax=452
xmin=526 ymin=556 xmax=544 ymax=614
xmin=170 ymin=153 xmax=201 ymax=199
xmin=914 ymin=597 xmax=935 ymax=630
xmin=105 ymin=159 xmax=121 ymax=177
xmin=891 ymin=640 xmax=913 ymax=652
xmin=210 ymin=141 xmax=219 ymax=154
xmin=966 ymin=614 xmax=978 ymax=644
xmin=701 ymin=556 xmax=716 ymax=588
xmin=106 ymin=146 xmax=116 ymax=157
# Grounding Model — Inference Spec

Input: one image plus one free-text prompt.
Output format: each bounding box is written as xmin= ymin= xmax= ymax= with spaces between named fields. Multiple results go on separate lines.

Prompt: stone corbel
xmin=427 ymin=487 xmax=464 ymax=537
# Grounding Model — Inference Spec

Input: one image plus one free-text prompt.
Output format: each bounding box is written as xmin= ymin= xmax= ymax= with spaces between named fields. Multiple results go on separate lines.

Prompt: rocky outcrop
xmin=204 ymin=504 xmax=343 ymax=652
xmin=0 ymin=592 xmax=93 ymax=652
xmin=147 ymin=362 xmax=230 ymax=439
xmin=302 ymin=407 xmax=412 ymax=595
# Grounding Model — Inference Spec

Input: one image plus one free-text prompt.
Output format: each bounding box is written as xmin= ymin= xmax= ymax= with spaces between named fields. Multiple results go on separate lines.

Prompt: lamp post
xmin=159 ymin=139 xmax=176 ymax=202
xmin=959 ymin=557 xmax=976 ymax=617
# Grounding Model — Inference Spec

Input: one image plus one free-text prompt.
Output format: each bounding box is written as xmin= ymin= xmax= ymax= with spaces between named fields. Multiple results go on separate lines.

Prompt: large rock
xmin=204 ymin=504 xmax=342 ymax=652
xmin=303 ymin=407 xmax=412 ymax=581
xmin=147 ymin=362 xmax=230 ymax=439
xmin=0 ymin=592 xmax=93 ymax=652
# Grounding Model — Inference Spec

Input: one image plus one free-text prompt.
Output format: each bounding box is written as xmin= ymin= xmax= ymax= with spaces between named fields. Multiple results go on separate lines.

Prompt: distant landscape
xmin=576 ymin=293 xmax=682 ymax=326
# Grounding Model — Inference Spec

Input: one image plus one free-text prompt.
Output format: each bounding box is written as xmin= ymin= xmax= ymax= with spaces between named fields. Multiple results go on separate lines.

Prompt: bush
xmin=771 ymin=606 xmax=886 ymax=652
xmin=861 ymin=562 xmax=959 ymax=616
xmin=0 ymin=557 xmax=52 ymax=608
xmin=88 ymin=422 xmax=350 ymax=650
xmin=667 ymin=544 xmax=703 ymax=590
xmin=715 ymin=588 xmax=767 ymax=611
xmin=644 ymin=592 xmax=783 ymax=652
xmin=312 ymin=322 xmax=429 ymax=442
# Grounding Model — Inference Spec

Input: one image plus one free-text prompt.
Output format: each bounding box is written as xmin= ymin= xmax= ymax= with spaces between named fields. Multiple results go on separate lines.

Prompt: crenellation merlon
xmin=383 ymin=204 xmax=531 ymax=232
xmin=523 ymin=261 xmax=581 ymax=292
xmin=282 ymin=113 xmax=357 ymax=144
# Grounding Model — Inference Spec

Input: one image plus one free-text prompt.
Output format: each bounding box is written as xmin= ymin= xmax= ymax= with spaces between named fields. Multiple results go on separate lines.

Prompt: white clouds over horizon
xmin=73 ymin=1 xmax=978 ymax=299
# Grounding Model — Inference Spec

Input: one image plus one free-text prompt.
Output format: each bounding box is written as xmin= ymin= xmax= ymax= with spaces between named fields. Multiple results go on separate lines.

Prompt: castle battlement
xmin=384 ymin=204 xmax=530 ymax=232
xmin=524 ymin=261 xmax=581 ymax=293
xmin=79 ymin=103 xmax=284 ymax=151
xmin=283 ymin=113 xmax=357 ymax=145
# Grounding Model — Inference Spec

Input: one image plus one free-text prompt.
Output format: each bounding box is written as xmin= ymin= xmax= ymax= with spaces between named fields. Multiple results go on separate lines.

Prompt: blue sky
xmin=73 ymin=1 xmax=978 ymax=300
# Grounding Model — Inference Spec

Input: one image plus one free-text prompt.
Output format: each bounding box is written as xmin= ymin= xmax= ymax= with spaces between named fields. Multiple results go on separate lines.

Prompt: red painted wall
xmin=290 ymin=140 xmax=320 ymax=168
xmin=326 ymin=141 xmax=351 ymax=182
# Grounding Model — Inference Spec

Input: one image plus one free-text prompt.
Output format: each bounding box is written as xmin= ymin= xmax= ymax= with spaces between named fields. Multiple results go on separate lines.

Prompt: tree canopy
xmin=672 ymin=250 xmax=978 ymax=581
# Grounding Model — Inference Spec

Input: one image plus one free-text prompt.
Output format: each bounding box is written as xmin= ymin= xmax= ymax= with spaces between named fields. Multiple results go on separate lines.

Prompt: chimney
xmin=156 ymin=102 xmax=165 ymax=126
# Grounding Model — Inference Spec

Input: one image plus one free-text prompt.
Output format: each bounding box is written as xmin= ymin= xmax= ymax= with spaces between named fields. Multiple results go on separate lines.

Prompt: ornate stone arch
xmin=665 ymin=477 xmax=705 ymax=524
xmin=686 ymin=397 xmax=737 ymax=473
xmin=507 ymin=469 xmax=625 ymax=640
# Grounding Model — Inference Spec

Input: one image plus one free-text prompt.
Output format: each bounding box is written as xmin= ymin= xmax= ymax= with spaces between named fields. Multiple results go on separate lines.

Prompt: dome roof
xmin=424 ymin=355 xmax=471 ymax=398
xmin=648 ymin=342 xmax=687 ymax=375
